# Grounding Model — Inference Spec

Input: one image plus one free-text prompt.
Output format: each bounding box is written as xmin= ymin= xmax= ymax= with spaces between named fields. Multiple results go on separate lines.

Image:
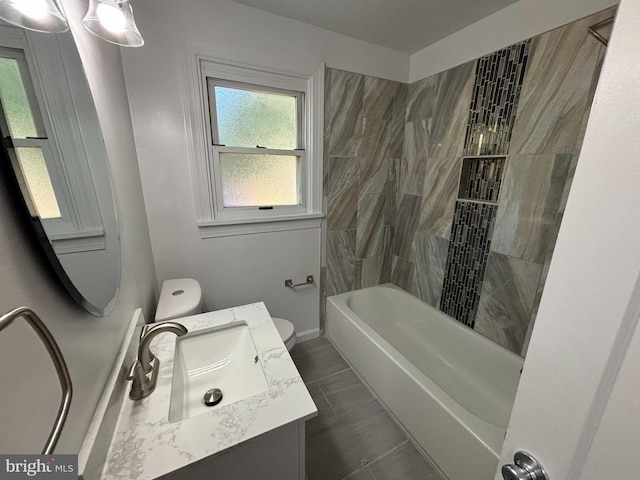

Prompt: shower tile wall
xmin=323 ymin=70 xmax=405 ymax=304
xmin=479 ymin=8 xmax=613 ymax=352
xmin=396 ymin=61 xmax=477 ymax=297
xmin=323 ymin=7 xmax=613 ymax=355
xmin=437 ymin=37 xmax=531 ymax=328
xmin=463 ymin=41 xmax=531 ymax=157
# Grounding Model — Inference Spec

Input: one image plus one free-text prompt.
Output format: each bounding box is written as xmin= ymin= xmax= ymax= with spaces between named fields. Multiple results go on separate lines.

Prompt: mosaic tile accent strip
xmin=464 ymin=40 xmax=532 ymax=156
xmin=459 ymin=156 xmax=506 ymax=203
xmin=440 ymin=201 xmax=497 ymax=327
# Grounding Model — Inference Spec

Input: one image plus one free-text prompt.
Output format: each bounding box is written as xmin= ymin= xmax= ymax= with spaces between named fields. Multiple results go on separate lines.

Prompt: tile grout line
xmin=323 ymin=341 xmax=445 ymax=478
xmin=301 ymin=339 xmax=444 ymax=480
xmin=341 ymin=440 xmax=411 ymax=480
xmin=317 ymin=381 xmax=338 ymax=419
xmin=342 ymin=465 xmax=375 ymax=480
xmin=307 ymin=365 xmax=352 ymax=386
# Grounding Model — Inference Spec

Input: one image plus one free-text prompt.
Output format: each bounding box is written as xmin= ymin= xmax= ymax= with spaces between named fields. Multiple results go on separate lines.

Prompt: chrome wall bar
xmin=285 ymin=275 xmax=314 ymax=288
xmin=0 ymin=307 xmax=72 ymax=454
xmin=588 ymin=16 xmax=615 ymax=46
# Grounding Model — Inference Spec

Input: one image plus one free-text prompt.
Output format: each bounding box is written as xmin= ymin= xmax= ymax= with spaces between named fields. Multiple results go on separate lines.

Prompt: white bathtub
xmin=326 ymin=284 xmax=523 ymax=480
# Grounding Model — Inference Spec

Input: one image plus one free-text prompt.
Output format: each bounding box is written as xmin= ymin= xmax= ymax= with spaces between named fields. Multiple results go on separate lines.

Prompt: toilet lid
xmin=272 ymin=317 xmax=295 ymax=343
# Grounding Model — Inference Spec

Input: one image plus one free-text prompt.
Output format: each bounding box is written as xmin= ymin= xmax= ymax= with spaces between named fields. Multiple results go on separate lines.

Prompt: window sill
xmin=198 ymin=213 xmax=324 ymax=238
xmin=51 ymin=228 xmax=107 ymax=254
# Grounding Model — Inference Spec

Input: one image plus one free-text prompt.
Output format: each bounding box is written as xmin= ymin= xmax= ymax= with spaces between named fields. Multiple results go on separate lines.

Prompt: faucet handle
xmin=127 ymin=359 xmax=158 ymax=400
xmin=126 ymin=360 xmax=141 ymax=381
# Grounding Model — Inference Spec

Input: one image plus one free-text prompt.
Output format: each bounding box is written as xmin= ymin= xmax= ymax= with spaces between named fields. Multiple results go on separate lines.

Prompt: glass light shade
xmin=82 ymin=0 xmax=144 ymax=47
xmin=0 ymin=0 xmax=69 ymax=33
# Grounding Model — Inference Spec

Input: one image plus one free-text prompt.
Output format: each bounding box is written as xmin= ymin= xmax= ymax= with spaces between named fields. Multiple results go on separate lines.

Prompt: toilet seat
xmin=155 ymin=278 xmax=202 ymax=322
xmin=272 ymin=317 xmax=296 ymax=351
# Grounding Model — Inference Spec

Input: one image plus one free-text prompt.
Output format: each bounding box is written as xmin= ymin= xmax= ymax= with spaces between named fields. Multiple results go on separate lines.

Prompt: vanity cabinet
xmin=160 ymin=421 xmax=305 ymax=480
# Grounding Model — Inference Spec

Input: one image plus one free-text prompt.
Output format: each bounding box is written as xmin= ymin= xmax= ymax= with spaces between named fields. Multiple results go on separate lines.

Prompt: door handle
xmin=501 ymin=451 xmax=549 ymax=480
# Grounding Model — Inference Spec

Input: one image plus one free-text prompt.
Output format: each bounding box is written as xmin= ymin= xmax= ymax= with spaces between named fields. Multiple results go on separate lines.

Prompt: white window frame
xmin=0 ymin=25 xmax=106 ymax=253
xmin=206 ymin=77 xmax=307 ymax=220
xmin=180 ymin=36 xmax=324 ymax=238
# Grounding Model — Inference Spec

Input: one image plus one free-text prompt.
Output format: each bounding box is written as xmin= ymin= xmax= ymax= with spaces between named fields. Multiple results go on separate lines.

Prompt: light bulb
xmin=96 ymin=2 xmax=126 ymax=33
xmin=12 ymin=0 xmax=49 ymax=19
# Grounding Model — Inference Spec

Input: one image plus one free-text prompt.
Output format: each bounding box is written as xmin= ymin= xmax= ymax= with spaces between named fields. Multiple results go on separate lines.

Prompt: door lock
xmin=501 ymin=451 xmax=549 ymax=480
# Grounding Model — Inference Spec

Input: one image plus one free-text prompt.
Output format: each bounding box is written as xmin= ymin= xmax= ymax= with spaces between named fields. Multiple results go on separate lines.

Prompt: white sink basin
xmin=168 ymin=322 xmax=268 ymax=423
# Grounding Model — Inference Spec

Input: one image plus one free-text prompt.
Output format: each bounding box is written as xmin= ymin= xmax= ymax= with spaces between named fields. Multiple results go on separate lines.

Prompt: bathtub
xmin=326 ymin=284 xmax=523 ymax=480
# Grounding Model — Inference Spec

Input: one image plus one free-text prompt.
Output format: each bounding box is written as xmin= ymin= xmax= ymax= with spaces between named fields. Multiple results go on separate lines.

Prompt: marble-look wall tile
xmin=327 ymin=69 xmax=364 ymax=157
xmin=385 ymin=159 xmax=400 ymax=224
xmin=474 ymin=253 xmax=543 ymax=354
xmin=406 ymin=76 xmax=437 ymax=122
xmin=323 ymin=66 xmax=333 ymax=185
xmin=430 ymin=61 xmax=475 ymax=158
xmin=522 ymin=261 xmax=550 ymax=356
xmin=393 ymin=83 xmax=408 ymax=125
xmin=356 ymin=195 xmax=390 ymax=258
xmin=327 ymin=230 xmax=356 ymax=297
xmin=364 ymin=77 xmax=399 ymax=120
xmin=360 ymin=119 xmax=397 ymax=195
xmin=405 ymin=62 xmax=474 ymax=158
xmin=325 ymin=68 xmax=405 ymax=301
xmin=392 ymin=194 xmax=422 ymax=259
xmin=417 ymin=157 xmax=462 ymax=239
xmin=509 ymin=9 xmax=612 ymax=155
xmin=327 ymin=156 xmax=358 ymax=231
xmin=491 ymin=154 xmax=572 ymax=264
xmin=402 ymin=120 xmax=429 ymax=183
xmin=574 ymin=43 xmax=606 ymax=155
xmin=412 ymin=233 xmax=450 ymax=308
xmin=391 ymin=256 xmax=415 ymax=293
xmin=355 ymin=254 xmax=392 ymax=290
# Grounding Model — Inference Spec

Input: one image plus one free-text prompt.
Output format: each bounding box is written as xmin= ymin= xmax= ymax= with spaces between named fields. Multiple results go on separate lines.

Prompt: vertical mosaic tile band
xmin=463 ymin=40 xmax=531 ymax=156
xmin=440 ymin=201 xmax=497 ymax=327
xmin=459 ymin=157 xmax=506 ymax=203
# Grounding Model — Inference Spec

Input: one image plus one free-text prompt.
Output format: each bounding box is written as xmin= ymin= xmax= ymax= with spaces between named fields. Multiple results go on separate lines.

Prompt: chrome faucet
xmin=127 ymin=322 xmax=188 ymax=401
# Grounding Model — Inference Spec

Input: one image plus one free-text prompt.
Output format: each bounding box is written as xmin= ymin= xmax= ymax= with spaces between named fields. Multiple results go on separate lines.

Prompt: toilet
xmin=154 ymin=278 xmax=297 ymax=351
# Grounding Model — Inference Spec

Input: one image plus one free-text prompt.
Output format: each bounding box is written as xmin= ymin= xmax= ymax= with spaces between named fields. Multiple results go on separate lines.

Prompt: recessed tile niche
xmin=323 ymin=6 xmax=615 ymax=355
xmin=459 ymin=157 xmax=506 ymax=204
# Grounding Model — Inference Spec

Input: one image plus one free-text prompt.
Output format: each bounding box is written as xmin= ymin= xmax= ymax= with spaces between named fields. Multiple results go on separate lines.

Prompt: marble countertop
xmin=99 ymin=302 xmax=316 ymax=480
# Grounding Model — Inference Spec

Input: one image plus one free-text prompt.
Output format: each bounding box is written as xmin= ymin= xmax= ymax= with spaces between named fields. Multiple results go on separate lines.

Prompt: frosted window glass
xmin=15 ymin=147 xmax=61 ymax=219
xmin=0 ymin=57 xmax=37 ymax=139
xmin=219 ymin=153 xmax=299 ymax=207
xmin=215 ymin=86 xmax=297 ymax=149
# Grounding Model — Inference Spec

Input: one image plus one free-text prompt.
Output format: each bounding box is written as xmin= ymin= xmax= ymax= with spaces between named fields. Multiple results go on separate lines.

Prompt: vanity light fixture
xmin=0 ymin=0 xmax=69 ymax=33
xmin=82 ymin=0 xmax=144 ymax=47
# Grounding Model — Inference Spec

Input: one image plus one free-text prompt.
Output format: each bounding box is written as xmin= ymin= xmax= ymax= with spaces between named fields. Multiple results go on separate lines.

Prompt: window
xmin=0 ymin=49 xmax=63 ymax=219
xmin=0 ymin=27 xmax=106 ymax=252
xmin=183 ymin=45 xmax=323 ymax=237
xmin=206 ymin=78 xmax=306 ymax=219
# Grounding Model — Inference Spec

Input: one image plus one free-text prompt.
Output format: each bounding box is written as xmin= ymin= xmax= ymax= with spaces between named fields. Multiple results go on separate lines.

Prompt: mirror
xmin=0 ymin=22 xmax=121 ymax=317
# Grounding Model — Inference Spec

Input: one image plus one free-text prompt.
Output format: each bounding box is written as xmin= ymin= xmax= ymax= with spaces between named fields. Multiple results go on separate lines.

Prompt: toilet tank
xmin=155 ymin=278 xmax=203 ymax=322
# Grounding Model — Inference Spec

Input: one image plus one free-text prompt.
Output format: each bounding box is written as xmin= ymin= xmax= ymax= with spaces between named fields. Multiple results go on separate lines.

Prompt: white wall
xmin=0 ymin=0 xmax=156 ymax=454
xmin=409 ymin=0 xmax=618 ymax=82
xmin=496 ymin=0 xmax=640 ymax=476
xmin=121 ymin=0 xmax=410 ymax=337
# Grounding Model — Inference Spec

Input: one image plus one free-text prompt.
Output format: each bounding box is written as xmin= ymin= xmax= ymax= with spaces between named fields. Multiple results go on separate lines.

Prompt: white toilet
xmin=154 ymin=278 xmax=297 ymax=351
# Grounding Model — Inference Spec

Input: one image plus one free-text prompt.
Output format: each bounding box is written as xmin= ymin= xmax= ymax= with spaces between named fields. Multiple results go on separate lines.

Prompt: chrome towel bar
xmin=0 ymin=307 xmax=72 ymax=454
xmin=285 ymin=275 xmax=314 ymax=288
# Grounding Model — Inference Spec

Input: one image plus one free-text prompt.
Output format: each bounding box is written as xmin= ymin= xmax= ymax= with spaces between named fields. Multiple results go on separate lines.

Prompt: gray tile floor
xmin=290 ymin=336 xmax=443 ymax=480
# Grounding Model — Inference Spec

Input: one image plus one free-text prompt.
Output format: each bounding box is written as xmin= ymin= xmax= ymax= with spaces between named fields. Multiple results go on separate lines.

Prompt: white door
xmin=496 ymin=0 xmax=640 ymax=478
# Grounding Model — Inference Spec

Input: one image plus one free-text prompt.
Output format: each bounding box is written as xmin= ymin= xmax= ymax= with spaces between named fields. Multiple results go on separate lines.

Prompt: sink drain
xmin=204 ymin=388 xmax=223 ymax=407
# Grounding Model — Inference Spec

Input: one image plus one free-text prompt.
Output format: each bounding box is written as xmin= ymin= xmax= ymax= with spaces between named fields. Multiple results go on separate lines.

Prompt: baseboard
xmin=296 ymin=328 xmax=321 ymax=343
